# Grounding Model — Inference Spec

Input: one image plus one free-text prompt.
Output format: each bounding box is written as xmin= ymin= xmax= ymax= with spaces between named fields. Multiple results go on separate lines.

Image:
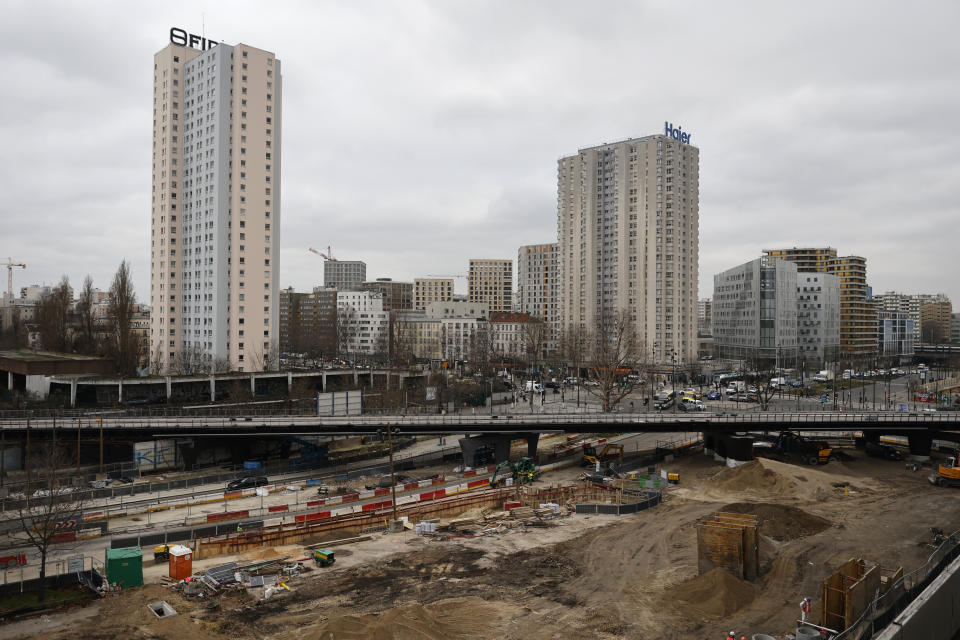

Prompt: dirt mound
xmin=705 ymin=458 xmax=875 ymax=502
xmin=669 ymin=568 xmax=755 ymax=618
xmin=305 ymin=597 xmax=505 ymax=639
xmin=241 ymin=546 xmax=287 ymax=561
xmin=720 ymin=502 xmax=832 ymax=541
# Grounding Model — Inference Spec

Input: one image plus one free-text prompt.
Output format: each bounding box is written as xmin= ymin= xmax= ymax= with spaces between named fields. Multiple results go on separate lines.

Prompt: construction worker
xmin=237 ymin=523 xmax=243 ymax=535
xmin=800 ymin=596 xmax=812 ymax=622
xmin=727 ymin=632 xmax=735 ymax=640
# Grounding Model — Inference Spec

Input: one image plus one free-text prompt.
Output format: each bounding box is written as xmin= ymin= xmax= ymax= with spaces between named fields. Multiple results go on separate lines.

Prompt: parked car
xmin=226 ymin=476 xmax=269 ymax=491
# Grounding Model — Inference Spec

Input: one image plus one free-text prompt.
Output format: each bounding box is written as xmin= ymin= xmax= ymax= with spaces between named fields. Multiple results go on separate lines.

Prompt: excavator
xmin=929 ymin=456 xmax=960 ymax=487
xmin=490 ymin=457 xmax=540 ymax=486
xmin=582 ymin=443 xmax=624 ymax=467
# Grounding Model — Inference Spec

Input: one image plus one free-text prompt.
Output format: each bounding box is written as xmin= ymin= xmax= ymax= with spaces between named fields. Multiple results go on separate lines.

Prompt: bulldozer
xmin=929 ymin=457 xmax=960 ymax=487
xmin=582 ymin=443 xmax=624 ymax=467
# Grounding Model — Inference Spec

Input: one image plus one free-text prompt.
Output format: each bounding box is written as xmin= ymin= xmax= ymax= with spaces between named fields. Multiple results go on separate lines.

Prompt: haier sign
xmin=664 ymin=122 xmax=692 ymax=145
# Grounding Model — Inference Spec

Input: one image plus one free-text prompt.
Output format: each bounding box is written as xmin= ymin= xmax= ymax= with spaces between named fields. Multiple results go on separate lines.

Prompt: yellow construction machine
xmin=929 ymin=457 xmax=960 ymax=487
xmin=582 ymin=443 xmax=624 ymax=467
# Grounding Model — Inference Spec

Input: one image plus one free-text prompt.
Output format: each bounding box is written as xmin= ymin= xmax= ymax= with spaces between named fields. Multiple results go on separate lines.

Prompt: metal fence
xmin=831 ymin=529 xmax=960 ymax=639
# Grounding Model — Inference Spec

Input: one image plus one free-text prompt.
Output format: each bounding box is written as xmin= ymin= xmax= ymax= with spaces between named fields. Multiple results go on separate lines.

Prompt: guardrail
xmin=0 ymin=411 xmax=956 ymax=431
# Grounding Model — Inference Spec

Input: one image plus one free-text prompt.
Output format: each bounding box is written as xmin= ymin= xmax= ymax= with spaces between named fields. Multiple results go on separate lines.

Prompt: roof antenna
xmin=202 ymin=12 xmax=205 ymax=39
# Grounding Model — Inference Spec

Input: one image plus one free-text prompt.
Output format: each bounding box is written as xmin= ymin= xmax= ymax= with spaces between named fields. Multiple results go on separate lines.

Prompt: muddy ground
xmin=7 ymin=448 xmax=960 ymax=640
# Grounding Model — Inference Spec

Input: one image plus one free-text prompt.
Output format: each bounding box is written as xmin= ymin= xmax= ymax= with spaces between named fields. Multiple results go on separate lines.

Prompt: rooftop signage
xmin=170 ymin=27 xmax=218 ymax=51
xmin=664 ymin=122 xmax=692 ymax=145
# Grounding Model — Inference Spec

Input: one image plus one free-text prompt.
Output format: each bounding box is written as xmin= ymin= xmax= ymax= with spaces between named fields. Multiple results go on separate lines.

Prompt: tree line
xmin=0 ymin=260 xmax=141 ymax=376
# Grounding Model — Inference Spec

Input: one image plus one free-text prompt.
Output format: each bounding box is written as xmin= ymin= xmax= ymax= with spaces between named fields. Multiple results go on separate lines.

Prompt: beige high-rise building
xmin=150 ymin=34 xmax=281 ymax=373
xmin=468 ymin=259 xmax=513 ymax=314
xmin=558 ymin=130 xmax=700 ymax=364
xmin=414 ymin=278 xmax=454 ymax=311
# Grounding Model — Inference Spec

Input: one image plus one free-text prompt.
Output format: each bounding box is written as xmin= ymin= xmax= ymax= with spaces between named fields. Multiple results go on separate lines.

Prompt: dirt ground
xmin=6 ymin=448 xmax=960 ymax=640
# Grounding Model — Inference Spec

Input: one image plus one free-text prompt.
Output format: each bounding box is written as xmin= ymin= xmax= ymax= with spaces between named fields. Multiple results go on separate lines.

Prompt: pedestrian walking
xmin=800 ymin=596 xmax=812 ymax=622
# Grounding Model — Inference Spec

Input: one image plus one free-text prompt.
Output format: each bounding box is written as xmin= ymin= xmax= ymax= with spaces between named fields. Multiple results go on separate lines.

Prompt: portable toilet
xmin=168 ymin=545 xmax=193 ymax=580
xmin=105 ymin=546 xmax=143 ymax=589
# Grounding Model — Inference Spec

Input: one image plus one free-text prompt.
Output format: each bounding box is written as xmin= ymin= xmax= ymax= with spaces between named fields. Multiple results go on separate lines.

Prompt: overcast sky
xmin=2 ymin=1 xmax=958 ymax=305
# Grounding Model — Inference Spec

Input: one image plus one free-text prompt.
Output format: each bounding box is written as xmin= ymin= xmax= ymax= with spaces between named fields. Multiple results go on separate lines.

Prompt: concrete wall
xmin=874 ymin=553 xmax=960 ymax=640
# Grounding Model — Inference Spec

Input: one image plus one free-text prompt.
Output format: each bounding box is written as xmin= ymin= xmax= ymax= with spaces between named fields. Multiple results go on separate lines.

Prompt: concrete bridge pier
xmin=457 ymin=432 xmax=540 ymax=467
xmin=908 ymin=433 xmax=933 ymax=462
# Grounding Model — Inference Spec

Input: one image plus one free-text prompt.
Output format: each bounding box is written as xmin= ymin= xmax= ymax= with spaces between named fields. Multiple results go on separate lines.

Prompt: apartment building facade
xmin=558 ymin=132 xmax=700 ymax=365
xmin=877 ymin=311 xmax=915 ymax=358
xmin=278 ymin=287 xmax=337 ymax=356
xmin=360 ymin=278 xmax=413 ymax=311
xmin=796 ymin=272 xmax=840 ymax=364
xmin=468 ymin=259 xmax=513 ymax=314
xmin=413 ymin=278 xmax=454 ymax=311
xmin=150 ymin=37 xmax=281 ymax=373
xmin=517 ymin=243 xmax=558 ymax=354
xmin=336 ymin=290 xmax=388 ymax=357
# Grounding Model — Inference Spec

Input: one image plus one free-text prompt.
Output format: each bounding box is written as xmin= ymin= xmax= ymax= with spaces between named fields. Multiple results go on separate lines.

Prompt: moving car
xmin=226 ymin=476 xmax=269 ymax=491
xmin=678 ymin=399 xmax=705 ymax=412
xmin=706 ymin=390 xmax=722 ymax=400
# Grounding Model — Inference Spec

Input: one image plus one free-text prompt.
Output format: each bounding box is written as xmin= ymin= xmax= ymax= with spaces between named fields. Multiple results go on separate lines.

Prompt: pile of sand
xmin=706 ymin=458 xmax=875 ymax=502
xmin=241 ymin=546 xmax=288 ymax=561
xmin=669 ymin=568 xmax=755 ymax=618
xmin=305 ymin=597 xmax=505 ymax=639
xmin=720 ymin=502 xmax=832 ymax=541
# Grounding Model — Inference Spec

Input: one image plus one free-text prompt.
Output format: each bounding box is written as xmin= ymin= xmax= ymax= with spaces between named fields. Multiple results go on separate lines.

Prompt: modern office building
xmin=150 ymin=36 xmax=282 ymax=373
xmin=763 ymin=248 xmax=876 ymax=358
xmin=712 ymin=257 xmax=798 ymax=361
xmin=796 ymin=272 xmax=840 ymax=364
xmin=951 ymin=312 xmax=960 ymax=344
xmin=279 ymin=287 xmax=337 ymax=356
xmin=324 ymin=261 xmax=366 ymax=291
xmin=558 ymin=131 xmax=700 ymax=364
xmin=468 ymin=259 xmax=513 ymax=314
xmin=517 ymin=243 xmax=558 ymax=354
xmin=877 ymin=311 xmax=914 ymax=359
xmin=413 ymin=278 xmax=454 ymax=311
xmin=360 ymin=278 xmax=413 ymax=311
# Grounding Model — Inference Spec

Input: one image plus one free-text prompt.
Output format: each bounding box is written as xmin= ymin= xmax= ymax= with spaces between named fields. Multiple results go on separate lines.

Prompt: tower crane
xmin=426 ymin=274 xmax=467 ymax=280
xmin=4 ymin=258 xmax=25 ymax=297
xmin=308 ymin=246 xmax=338 ymax=261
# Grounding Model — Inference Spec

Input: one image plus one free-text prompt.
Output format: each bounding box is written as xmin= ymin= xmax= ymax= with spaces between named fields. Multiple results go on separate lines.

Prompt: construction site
xmin=2 ymin=433 xmax=960 ymax=640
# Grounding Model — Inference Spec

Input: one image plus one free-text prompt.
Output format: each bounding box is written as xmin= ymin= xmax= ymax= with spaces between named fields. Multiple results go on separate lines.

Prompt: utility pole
xmin=387 ymin=425 xmax=399 ymax=526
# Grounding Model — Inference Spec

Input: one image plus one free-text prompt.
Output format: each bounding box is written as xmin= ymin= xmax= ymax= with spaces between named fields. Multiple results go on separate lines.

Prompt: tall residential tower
xmin=558 ymin=129 xmax=700 ymax=364
xmin=150 ymin=32 xmax=281 ymax=372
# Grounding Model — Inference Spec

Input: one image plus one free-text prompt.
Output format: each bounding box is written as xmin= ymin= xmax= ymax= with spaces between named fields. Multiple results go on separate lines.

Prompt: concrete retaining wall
xmin=874 ymin=553 xmax=960 ymax=640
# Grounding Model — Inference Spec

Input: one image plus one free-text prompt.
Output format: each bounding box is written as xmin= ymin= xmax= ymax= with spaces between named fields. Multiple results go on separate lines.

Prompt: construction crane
xmin=4 ymin=258 xmax=25 ymax=297
xmin=308 ymin=246 xmax=337 ymax=261
xmin=426 ymin=274 xmax=467 ymax=280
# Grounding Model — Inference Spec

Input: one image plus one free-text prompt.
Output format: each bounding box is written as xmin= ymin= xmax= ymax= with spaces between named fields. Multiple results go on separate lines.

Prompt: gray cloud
xmin=1 ymin=0 xmax=957 ymax=306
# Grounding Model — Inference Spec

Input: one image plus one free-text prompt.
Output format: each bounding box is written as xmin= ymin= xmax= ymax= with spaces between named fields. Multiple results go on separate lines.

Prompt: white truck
xmin=811 ymin=370 xmax=834 ymax=382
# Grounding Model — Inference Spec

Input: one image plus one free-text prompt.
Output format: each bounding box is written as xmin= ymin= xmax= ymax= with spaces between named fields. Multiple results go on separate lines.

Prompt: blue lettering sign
xmin=664 ymin=121 xmax=692 ymax=145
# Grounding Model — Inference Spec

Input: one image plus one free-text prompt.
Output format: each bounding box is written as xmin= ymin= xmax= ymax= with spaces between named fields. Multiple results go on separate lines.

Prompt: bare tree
xmin=583 ymin=310 xmax=646 ymax=412
xmin=0 ymin=307 xmax=28 ymax=349
xmin=106 ymin=261 xmax=137 ymax=376
xmin=336 ymin=306 xmax=358 ymax=362
xmin=36 ymin=277 xmax=72 ymax=352
xmin=745 ymin=349 xmax=779 ymax=411
xmin=74 ymin=275 xmax=97 ymax=355
xmin=559 ymin=323 xmax=589 ymax=382
xmin=468 ymin=324 xmax=497 ymax=376
xmin=15 ymin=447 xmax=86 ymax=604
xmin=250 ymin=342 xmax=278 ymax=372
xmin=389 ymin=313 xmax=417 ymax=368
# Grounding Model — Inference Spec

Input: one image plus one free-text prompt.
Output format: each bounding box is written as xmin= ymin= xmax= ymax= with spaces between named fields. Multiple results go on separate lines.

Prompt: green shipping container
xmin=105 ymin=546 xmax=143 ymax=589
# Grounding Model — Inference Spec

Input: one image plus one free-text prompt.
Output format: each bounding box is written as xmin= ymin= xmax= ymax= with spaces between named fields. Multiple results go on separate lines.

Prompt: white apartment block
xmin=489 ymin=311 xmax=539 ymax=359
xmin=324 ymin=261 xmax=366 ymax=290
xmin=712 ymin=257 xmax=798 ymax=361
xmin=413 ymin=278 xmax=454 ymax=311
xmin=517 ymin=243 xmax=558 ymax=354
xmin=150 ymin=36 xmax=281 ymax=373
xmin=558 ymin=131 xmax=699 ymax=365
xmin=468 ymin=259 xmax=513 ymax=313
xmin=336 ymin=290 xmax=388 ymax=356
xmin=796 ymin=272 xmax=840 ymax=364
